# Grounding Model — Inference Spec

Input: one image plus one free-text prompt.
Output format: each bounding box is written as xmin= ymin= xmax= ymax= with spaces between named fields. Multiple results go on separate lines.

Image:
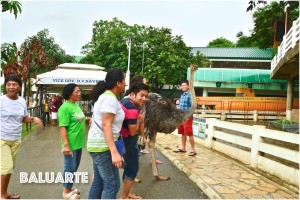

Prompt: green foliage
xmin=206 ymin=37 xmax=235 ymax=47
xmin=246 ymin=1 xmax=267 ymax=12
xmin=239 ymin=1 xmax=299 ymax=49
xmin=21 ymin=29 xmax=76 ymax=71
xmin=21 ymin=123 xmax=38 ymax=139
xmin=1 ymin=0 xmax=22 ymax=19
xmin=1 ymin=42 xmax=16 ymax=65
xmin=80 ymin=18 xmax=205 ymax=93
xmin=235 ymin=31 xmax=257 ymax=47
xmin=274 ymin=119 xmax=298 ymax=124
xmin=190 ymin=51 xmax=211 ymax=67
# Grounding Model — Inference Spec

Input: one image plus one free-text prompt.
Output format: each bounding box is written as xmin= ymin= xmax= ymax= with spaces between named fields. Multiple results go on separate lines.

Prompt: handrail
xmin=271 ymin=16 xmax=300 ymax=70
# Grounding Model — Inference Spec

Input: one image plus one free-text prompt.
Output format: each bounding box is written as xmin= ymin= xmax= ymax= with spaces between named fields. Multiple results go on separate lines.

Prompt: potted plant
xmin=270 ymin=119 xmax=299 ymax=133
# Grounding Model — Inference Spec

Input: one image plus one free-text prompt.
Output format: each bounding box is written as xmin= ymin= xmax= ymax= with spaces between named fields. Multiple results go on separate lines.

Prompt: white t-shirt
xmin=1 ymin=95 xmax=28 ymax=141
xmin=87 ymin=91 xmax=125 ymax=152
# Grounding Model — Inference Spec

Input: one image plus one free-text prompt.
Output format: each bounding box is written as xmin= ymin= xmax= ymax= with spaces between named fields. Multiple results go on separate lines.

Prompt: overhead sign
xmin=39 ymin=77 xmax=101 ymax=85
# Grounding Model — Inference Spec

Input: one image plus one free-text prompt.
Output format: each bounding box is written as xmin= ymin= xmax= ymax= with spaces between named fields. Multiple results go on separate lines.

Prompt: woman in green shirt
xmin=58 ymin=83 xmax=89 ymax=199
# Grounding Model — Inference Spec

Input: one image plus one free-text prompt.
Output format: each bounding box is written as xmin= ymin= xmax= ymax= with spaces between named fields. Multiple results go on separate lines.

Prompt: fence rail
xmin=271 ymin=16 xmax=300 ymax=70
xmin=195 ymin=109 xmax=285 ymax=121
xmin=26 ymin=106 xmax=43 ymax=130
xmin=203 ymin=118 xmax=299 ymax=186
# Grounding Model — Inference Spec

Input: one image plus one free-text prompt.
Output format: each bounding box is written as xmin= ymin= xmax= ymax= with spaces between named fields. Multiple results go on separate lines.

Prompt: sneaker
xmin=140 ymin=149 xmax=150 ymax=154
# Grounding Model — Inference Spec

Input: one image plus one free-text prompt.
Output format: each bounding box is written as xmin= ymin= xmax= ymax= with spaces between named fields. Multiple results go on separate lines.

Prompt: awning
xmin=36 ymin=63 xmax=107 ymax=93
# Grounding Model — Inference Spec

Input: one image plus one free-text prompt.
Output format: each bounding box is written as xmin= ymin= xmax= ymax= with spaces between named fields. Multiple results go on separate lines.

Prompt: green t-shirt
xmin=58 ymin=101 xmax=86 ymax=150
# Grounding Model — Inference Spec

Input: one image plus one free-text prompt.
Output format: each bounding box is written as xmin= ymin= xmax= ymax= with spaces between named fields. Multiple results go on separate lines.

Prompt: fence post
xmin=250 ymin=125 xmax=265 ymax=168
xmin=205 ymin=118 xmax=216 ymax=148
xmin=220 ymin=110 xmax=226 ymax=121
xmin=253 ymin=110 xmax=258 ymax=122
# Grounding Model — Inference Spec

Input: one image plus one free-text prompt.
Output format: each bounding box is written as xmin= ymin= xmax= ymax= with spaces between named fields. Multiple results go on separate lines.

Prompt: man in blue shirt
xmin=174 ymin=80 xmax=196 ymax=156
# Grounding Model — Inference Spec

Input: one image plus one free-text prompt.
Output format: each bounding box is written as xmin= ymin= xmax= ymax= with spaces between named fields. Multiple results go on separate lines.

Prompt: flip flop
xmin=62 ymin=190 xmax=80 ymax=199
xmin=134 ymin=178 xmax=142 ymax=183
xmin=72 ymin=188 xmax=80 ymax=194
xmin=6 ymin=193 xmax=20 ymax=199
xmin=128 ymin=193 xmax=142 ymax=199
xmin=173 ymin=148 xmax=186 ymax=153
xmin=188 ymin=152 xmax=197 ymax=156
xmin=156 ymin=159 xmax=163 ymax=164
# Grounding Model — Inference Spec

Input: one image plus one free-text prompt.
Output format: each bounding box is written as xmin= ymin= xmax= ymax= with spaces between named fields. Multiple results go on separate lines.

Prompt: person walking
xmin=51 ymin=95 xmax=59 ymax=125
xmin=174 ymin=80 xmax=196 ymax=156
xmin=1 ymin=75 xmax=43 ymax=199
xmin=87 ymin=68 xmax=126 ymax=199
xmin=119 ymin=82 xmax=149 ymax=199
xmin=58 ymin=83 xmax=89 ymax=199
xmin=42 ymin=97 xmax=50 ymax=123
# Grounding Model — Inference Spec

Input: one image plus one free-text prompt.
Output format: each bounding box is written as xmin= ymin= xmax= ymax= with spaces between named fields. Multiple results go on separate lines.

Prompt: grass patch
xmin=21 ymin=123 xmax=38 ymax=139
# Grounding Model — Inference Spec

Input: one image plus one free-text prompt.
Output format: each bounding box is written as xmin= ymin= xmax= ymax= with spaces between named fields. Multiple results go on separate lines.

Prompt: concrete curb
xmin=155 ymin=144 xmax=222 ymax=199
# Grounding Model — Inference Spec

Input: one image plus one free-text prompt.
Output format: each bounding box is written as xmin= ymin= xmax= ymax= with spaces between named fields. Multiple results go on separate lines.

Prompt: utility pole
xmin=142 ymin=42 xmax=147 ymax=75
xmin=284 ymin=1 xmax=290 ymax=34
xmin=125 ymin=37 xmax=132 ymax=90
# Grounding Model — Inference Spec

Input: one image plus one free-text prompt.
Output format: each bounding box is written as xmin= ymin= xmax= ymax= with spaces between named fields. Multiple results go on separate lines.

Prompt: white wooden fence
xmin=271 ymin=16 xmax=300 ymax=70
xmin=203 ymin=118 xmax=299 ymax=186
xmin=195 ymin=109 xmax=285 ymax=121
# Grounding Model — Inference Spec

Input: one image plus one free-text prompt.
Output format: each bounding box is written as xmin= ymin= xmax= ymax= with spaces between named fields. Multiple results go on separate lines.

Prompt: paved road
xmin=9 ymin=125 xmax=207 ymax=199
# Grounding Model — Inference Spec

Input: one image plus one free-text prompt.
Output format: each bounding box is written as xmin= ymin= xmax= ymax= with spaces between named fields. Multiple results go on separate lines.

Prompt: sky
xmin=1 ymin=0 xmax=258 ymax=56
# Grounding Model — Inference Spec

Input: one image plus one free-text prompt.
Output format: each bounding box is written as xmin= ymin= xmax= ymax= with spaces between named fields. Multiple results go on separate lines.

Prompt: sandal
xmin=173 ymin=148 xmax=186 ymax=153
xmin=134 ymin=178 xmax=142 ymax=183
xmin=62 ymin=190 xmax=81 ymax=199
xmin=128 ymin=193 xmax=142 ymax=199
xmin=72 ymin=188 xmax=80 ymax=194
xmin=188 ymin=152 xmax=197 ymax=156
xmin=156 ymin=160 xmax=163 ymax=164
xmin=6 ymin=193 xmax=20 ymax=199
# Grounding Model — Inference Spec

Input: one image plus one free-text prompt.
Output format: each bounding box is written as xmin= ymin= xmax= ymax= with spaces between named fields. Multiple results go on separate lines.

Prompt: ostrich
xmin=144 ymin=64 xmax=198 ymax=180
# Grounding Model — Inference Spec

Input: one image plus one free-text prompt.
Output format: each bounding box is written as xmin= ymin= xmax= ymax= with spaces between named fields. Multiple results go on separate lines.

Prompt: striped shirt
xmin=179 ymin=91 xmax=191 ymax=110
xmin=120 ymin=98 xmax=139 ymax=138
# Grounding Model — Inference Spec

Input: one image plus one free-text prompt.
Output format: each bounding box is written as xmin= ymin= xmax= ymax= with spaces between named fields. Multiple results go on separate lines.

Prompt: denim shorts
xmin=122 ymin=135 xmax=139 ymax=181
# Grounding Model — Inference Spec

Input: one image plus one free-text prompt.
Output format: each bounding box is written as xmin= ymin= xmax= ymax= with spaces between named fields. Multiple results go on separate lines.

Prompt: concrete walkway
xmin=155 ymin=132 xmax=299 ymax=199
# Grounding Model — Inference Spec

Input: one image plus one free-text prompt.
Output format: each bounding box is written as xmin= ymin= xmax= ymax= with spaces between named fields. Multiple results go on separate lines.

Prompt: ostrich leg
xmin=148 ymin=132 xmax=170 ymax=181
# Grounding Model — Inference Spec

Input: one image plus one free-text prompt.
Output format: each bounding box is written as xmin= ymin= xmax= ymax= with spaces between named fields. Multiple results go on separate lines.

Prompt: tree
xmin=207 ymin=37 xmax=236 ymax=47
xmin=1 ymin=40 xmax=56 ymax=106
xmin=246 ymin=1 xmax=267 ymax=12
xmin=241 ymin=1 xmax=299 ymax=49
xmin=235 ymin=31 xmax=257 ymax=47
xmin=21 ymin=29 xmax=76 ymax=68
xmin=1 ymin=0 xmax=22 ymax=19
xmin=80 ymin=18 xmax=209 ymax=93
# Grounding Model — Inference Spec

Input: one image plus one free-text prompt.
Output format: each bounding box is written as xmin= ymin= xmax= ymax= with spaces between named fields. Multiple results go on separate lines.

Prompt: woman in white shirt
xmin=87 ymin=68 xmax=126 ymax=199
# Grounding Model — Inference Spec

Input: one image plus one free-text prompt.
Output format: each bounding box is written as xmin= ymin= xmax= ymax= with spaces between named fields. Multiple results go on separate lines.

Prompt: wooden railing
xmin=195 ymin=109 xmax=286 ymax=121
xmin=202 ymin=118 xmax=299 ymax=187
xmin=271 ymin=16 xmax=300 ymax=70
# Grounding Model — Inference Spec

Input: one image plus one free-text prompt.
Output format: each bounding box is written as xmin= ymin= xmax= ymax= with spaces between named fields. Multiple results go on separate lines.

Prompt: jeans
xmin=122 ymin=135 xmax=139 ymax=181
xmin=63 ymin=148 xmax=82 ymax=189
xmin=88 ymin=151 xmax=120 ymax=199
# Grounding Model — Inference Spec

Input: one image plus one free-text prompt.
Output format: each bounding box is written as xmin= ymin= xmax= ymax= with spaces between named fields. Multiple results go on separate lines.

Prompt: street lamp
xmin=142 ymin=42 xmax=147 ymax=75
xmin=125 ymin=37 xmax=132 ymax=90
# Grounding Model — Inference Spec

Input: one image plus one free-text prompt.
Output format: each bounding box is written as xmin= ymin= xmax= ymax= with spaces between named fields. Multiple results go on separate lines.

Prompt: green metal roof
xmin=191 ymin=47 xmax=273 ymax=60
xmin=188 ymin=68 xmax=286 ymax=84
